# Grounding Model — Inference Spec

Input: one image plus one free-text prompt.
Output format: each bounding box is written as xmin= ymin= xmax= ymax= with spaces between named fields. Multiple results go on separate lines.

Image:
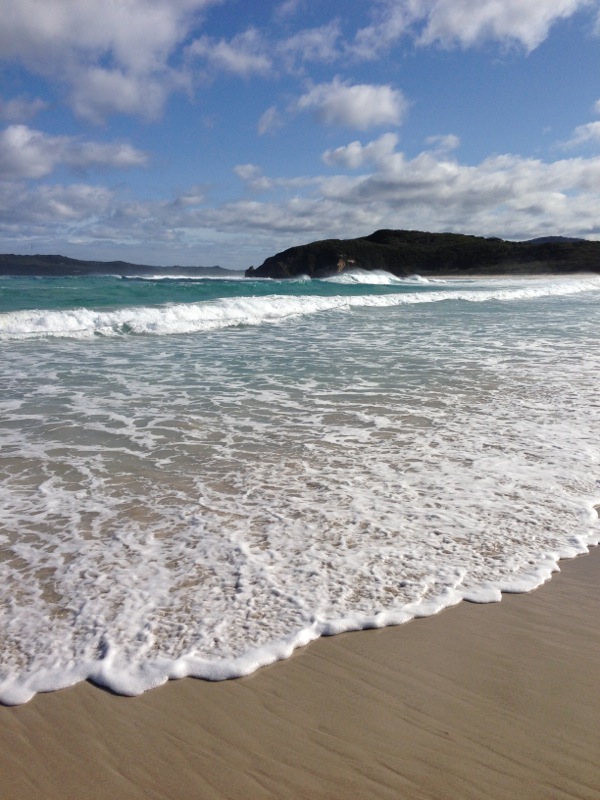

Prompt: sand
xmin=2 ymin=546 xmax=600 ymax=800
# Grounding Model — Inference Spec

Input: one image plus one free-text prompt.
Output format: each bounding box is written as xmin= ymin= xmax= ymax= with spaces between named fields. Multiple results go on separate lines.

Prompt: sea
xmin=1 ymin=268 xmax=599 ymax=705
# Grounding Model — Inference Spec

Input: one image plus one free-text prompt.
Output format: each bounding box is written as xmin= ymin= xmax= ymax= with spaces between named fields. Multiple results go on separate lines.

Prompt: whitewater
xmin=1 ymin=270 xmax=599 ymax=704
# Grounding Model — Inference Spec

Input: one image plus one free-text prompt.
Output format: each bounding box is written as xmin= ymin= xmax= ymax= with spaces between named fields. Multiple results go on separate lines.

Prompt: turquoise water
xmin=1 ymin=270 xmax=599 ymax=704
xmin=0 ymin=271 xmax=442 ymax=314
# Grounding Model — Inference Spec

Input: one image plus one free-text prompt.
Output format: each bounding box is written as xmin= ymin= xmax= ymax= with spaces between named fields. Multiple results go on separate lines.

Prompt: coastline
xmin=2 ymin=546 xmax=600 ymax=800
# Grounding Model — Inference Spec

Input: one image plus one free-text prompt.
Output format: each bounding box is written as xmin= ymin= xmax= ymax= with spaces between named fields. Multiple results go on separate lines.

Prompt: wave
xmin=3 ymin=535 xmax=596 ymax=705
xmin=1 ymin=276 xmax=598 ymax=340
xmin=122 ymin=273 xmax=246 ymax=282
xmin=1 ymin=272 xmax=600 ymax=704
xmin=321 ymin=269 xmax=433 ymax=285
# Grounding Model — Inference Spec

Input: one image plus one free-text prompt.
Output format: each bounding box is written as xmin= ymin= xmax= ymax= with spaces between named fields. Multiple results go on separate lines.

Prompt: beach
xmin=2 ymin=544 xmax=600 ymax=800
xmin=2 ymin=272 xmax=600 ymax=798
xmin=4 ymin=1 xmax=600 ymax=794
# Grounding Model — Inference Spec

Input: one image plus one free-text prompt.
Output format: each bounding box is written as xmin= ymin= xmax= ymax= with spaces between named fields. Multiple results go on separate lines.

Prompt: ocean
xmin=1 ymin=269 xmax=599 ymax=705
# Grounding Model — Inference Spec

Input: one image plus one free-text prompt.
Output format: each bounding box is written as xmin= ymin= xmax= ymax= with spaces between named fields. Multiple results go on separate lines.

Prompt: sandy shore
xmin=2 ymin=547 xmax=600 ymax=800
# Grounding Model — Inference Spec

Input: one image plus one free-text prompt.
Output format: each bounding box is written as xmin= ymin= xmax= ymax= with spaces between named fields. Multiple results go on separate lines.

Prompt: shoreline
xmin=2 ymin=546 xmax=600 ymax=799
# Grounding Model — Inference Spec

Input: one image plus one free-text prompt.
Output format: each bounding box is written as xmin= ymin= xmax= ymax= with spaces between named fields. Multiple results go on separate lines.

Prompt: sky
xmin=2 ymin=0 xmax=600 ymax=269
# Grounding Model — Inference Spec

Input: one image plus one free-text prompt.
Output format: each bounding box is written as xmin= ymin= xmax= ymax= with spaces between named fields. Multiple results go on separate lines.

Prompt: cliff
xmin=245 ymin=230 xmax=600 ymax=279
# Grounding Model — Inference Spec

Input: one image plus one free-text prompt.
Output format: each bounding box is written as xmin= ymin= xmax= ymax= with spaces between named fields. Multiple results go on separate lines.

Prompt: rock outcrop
xmin=245 ymin=230 xmax=600 ymax=279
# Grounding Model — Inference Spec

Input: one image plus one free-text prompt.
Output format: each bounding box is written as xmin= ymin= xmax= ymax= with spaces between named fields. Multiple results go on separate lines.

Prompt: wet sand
xmin=2 ymin=546 xmax=600 ymax=800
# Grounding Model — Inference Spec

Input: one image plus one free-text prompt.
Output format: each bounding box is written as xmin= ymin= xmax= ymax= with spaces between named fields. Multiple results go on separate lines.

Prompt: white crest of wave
xmin=1 ymin=276 xmax=599 ymax=340
xmin=322 ymin=269 xmax=423 ymax=285
xmin=124 ymin=273 xmax=246 ymax=281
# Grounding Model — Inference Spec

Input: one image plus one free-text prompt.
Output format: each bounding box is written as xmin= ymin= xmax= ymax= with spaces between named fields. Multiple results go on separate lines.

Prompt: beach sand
xmin=2 ymin=546 xmax=600 ymax=800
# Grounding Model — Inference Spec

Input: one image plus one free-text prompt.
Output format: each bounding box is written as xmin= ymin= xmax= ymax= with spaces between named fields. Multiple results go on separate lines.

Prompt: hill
xmin=245 ymin=230 xmax=600 ymax=279
xmin=0 ymin=254 xmax=235 ymax=278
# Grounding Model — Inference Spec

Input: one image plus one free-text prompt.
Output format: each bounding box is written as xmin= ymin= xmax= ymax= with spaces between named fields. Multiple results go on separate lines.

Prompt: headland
xmin=245 ymin=230 xmax=600 ymax=279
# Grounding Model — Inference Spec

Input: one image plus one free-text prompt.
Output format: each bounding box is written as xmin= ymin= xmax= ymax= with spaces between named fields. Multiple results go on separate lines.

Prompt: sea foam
xmin=0 ymin=275 xmax=597 ymax=340
xmin=321 ymin=269 xmax=429 ymax=285
xmin=1 ymin=274 xmax=599 ymax=704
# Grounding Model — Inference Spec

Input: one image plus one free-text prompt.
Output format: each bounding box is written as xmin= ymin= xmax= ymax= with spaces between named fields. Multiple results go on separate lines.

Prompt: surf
xmin=1 ymin=274 xmax=598 ymax=340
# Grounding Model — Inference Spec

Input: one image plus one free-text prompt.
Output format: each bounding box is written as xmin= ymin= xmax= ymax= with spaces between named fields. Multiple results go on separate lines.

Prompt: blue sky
xmin=1 ymin=0 xmax=600 ymax=268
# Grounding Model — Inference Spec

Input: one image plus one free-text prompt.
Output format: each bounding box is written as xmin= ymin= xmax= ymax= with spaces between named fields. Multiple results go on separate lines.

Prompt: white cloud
xmin=6 ymin=133 xmax=600 ymax=268
xmin=0 ymin=95 xmax=47 ymax=122
xmin=1 ymin=0 xmax=596 ymax=126
xmin=0 ymin=125 xmax=147 ymax=180
xmin=234 ymin=164 xmax=262 ymax=182
xmin=197 ymin=139 xmax=600 ymax=250
xmin=70 ymin=69 xmax=177 ymax=123
xmin=0 ymin=182 xmax=115 ymax=228
xmin=277 ymin=22 xmax=341 ymax=69
xmin=189 ymin=19 xmax=341 ymax=82
xmin=425 ymin=134 xmax=460 ymax=152
xmin=0 ymin=0 xmax=221 ymax=120
xmin=234 ymin=163 xmax=273 ymax=192
xmin=416 ymin=0 xmax=593 ymax=50
xmin=188 ymin=20 xmax=342 ymax=82
xmin=275 ymin=0 xmax=303 ymax=19
xmin=188 ymin=28 xmax=272 ymax=76
xmin=560 ymin=121 xmax=600 ymax=148
xmin=323 ymin=133 xmax=400 ymax=169
xmin=170 ymin=186 xmax=208 ymax=208
xmin=233 ymin=162 xmax=315 ymax=194
xmin=315 ymin=142 xmax=600 ymax=239
xmin=0 ymin=0 xmax=207 ymax=71
xmin=351 ymin=0 xmax=596 ymax=56
xmin=349 ymin=3 xmax=413 ymax=59
xmin=257 ymin=105 xmax=284 ymax=135
xmin=294 ymin=78 xmax=408 ymax=129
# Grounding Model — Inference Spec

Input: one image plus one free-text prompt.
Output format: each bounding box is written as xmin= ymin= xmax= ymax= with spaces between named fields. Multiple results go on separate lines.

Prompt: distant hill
xmin=245 ymin=230 xmax=600 ymax=279
xmin=525 ymin=236 xmax=585 ymax=244
xmin=0 ymin=253 xmax=239 ymax=278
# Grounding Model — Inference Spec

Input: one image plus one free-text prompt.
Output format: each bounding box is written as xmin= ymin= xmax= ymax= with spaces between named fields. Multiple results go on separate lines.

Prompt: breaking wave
xmin=1 ymin=276 xmax=598 ymax=341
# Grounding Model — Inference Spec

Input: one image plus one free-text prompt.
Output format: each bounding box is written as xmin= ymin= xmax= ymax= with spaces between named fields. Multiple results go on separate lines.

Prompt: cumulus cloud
xmin=350 ymin=3 xmax=414 ymax=59
xmin=0 ymin=0 xmax=221 ymax=120
xmin=277 ymin=22 xmax=341 ymax=69
xmin=234 ymin=162 xmax=315 ymax=195
xmin=294 ymin=78 xmax=408 ymax=129
xmin=6 ymin=140 xmax=600 ymax=267
xmin=560 ymin=121 xmax=600 ymax=149
xmin=416 ymin=0 xmax=592 ymax=50
xmin=234 ymin=163 xmax=274 ymax=192
xmin=0 ymin=95 xmax=47 ymax=122
xmin=0 ymin=125 xmax=147 ymax=180
xmin=170 ymin=186 xmax=209 ymax=208
xmin=190 ymin=21 xmax=342 ymax=79
xmin=0 ymin=179 xmax=206 ymax=256
xmin=0 ymin=0 xmax=207 ymax=72
xmin=0 ymin=182 xmax=115 ymax=231
xmin=323 ymin=133 xmax=400 ymax=169
xmin=70 ymin=69 xmax=177 ymax=124
xmin=200 ymin=137 xmax=600 ymax=250
xmin=1 ymin=0 xmax=596 ymax=125
xmin=275 ymin=0 xmax=303 ymax=19
xmin=187 ymin=28 xmax=272 ymax=76
xmin=351 ymin=0 xmax=596 ymax=56
xmin=315 ymin=139 xmax=600 ymax=239
xmin=425 ymin=134 xmax=460 ymax=152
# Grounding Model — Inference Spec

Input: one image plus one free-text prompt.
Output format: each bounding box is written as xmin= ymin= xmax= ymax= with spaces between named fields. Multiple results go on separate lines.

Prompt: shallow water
xmin=1 ymin=271 xmax=599 ymax=703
